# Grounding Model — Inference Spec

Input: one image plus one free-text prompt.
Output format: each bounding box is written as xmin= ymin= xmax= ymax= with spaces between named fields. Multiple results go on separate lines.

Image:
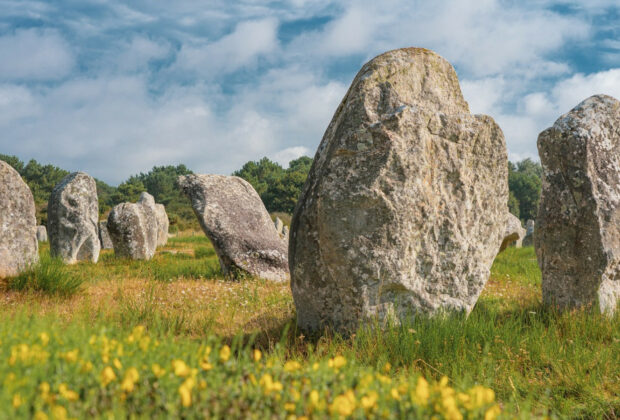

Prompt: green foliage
xmin=7 ymin=254 xmax=85 ymax=296
xmin=194 ymin=246 xmax=215 ymax=259
xmin=234 ymin=156 xmax=313 ymax=213
xmin=508 ymin=159 xmax=542 ymax=222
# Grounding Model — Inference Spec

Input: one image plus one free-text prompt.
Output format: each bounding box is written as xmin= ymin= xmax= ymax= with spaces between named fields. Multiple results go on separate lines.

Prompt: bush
xmin=8 ymin=255 xmax=85 ymax=296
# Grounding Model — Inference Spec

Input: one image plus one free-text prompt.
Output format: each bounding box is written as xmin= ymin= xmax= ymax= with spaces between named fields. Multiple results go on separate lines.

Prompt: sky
xmin=0 ymin=0 xmax=619 ymax=185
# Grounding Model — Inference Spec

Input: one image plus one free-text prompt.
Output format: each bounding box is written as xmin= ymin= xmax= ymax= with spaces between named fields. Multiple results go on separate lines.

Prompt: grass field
xmin=0 ymin=236 xmax=618 ymax=419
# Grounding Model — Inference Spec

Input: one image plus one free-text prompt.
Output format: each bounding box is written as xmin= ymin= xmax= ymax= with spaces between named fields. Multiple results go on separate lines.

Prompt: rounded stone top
xmin=553 ymin=94 xmax=620 ymax=131
xmin=349 ymin=47 xmax=470 ymax=115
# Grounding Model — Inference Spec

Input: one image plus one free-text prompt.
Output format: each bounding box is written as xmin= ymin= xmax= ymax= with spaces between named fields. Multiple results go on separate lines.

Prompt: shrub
xmin=8 ymin=255 xmax=84 ymax=296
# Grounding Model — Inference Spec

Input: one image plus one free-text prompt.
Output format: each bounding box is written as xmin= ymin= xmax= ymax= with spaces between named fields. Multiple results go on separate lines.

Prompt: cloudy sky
xmin=1 ymin=0 xmax=619 ymax=184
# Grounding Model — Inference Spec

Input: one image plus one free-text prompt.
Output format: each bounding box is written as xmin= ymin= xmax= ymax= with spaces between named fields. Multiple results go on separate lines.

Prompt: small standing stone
xmin=98 ymin=221 xmax=113 ymax=250
xmin=536 ymin=94 xmax=620 ymax=314
xmin=522 ymin=220 xmax=535 ymax=247
xmin=36 ymin=226 xmax=48 ymax=243
xmin=154 ymin=203 xmax=169 ymax=247
xmin=0 ymin=161 xmax=38 ymax=277
xmin=274 ymin=217 xmax=284 ymax=235
xmin=107 ymin=192 xmax=159 ymax=260
xmin=499 ymin=213 xmax=526 ymax=253
xmin=48 ymin=172 xmax=100 ymax=264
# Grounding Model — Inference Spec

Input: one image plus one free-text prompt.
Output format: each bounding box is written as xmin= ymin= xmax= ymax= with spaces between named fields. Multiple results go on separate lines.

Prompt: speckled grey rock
xmin=522 ymin=220 xmax=535 ymax=247
xmin=282 ymin=225 xmax=289 ymax=239
xmin=36 ymin=226 xmax=48 ymax=242
xmin=98 ymin=221 xmax=113 ymax=250
xmin=0 ymin=161 xmax=38 ymax=277
xmin=48 ymin=172 xmax=100 ymax=264
xmin=274 ymin=217 xmax=284 ymax=235
xmin=536 ymin=94 xmax=620 ymax=314
xmin=154 ymin=203 xmax=169 ymax=247
xmin=499 ymin=213 xmax=526 ymax=253
xmin=178 ymin=174 xmax=289 ymax=282
xmin=289 ymin=48 xmax=509 ymax=334
xmin=107 ymin=192 xmax=158 ymax=260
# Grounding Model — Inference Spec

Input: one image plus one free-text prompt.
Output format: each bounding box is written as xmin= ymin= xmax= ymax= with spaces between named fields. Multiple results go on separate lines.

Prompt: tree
xmin=508 ymin=159 xmax=542 ymax=222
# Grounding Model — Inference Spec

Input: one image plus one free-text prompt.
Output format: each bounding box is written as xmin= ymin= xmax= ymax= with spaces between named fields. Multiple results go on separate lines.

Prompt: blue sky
xmin=0 ymin=0 xmax=619 ymax=184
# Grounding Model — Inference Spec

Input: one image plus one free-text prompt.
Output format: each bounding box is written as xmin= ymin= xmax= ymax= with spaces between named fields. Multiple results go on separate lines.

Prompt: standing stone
xmin=48 ymin=172 xmax=100 ymax=264
xmin=0 ymin=161 xmax=38 ymax=277
xmin=107 ymin=192 xmax=158 ymax=260
xmin=178 ymin=174 xmax=289 ymax=282
xmin=98 ymin=221 xmax=113 ymax=250
xmin=522 ymin=220 xmax=535 ymax=247
xmin=274 ymin=217 xmax=284 ymax=235
xmin=290 ymin=48 xmax=509 ymax=334
xmin=154 ymin=204 xmax=169 ymax=247
xmin=499 ymin=213 xmax=526 ymax=253
xmin=282 ymin=225 xmax=289 ymax=239
xmin=536 ymin=94 xmax=620 ymax=314
xmin=36 ymin=226 xmax=48 ymax=243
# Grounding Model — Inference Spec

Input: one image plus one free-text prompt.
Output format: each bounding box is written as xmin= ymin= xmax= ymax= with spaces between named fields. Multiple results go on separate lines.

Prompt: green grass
xmin=0 ymin=241 xmax=618 ymax=419
xmin=7 ymin=254 xmax=85 ymax=296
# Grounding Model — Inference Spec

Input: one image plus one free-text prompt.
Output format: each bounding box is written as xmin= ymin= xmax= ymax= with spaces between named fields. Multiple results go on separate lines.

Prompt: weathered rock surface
xmin=178 ymin=174 xmax=289 ymax=282
xmin=499 ymin=213 xmax=525 ymax=253
xmin=36 ymin=226 xmax=48 ymax=242
xmin=154 ymin=204 xmax=169 ymax=247
xmin=274 ymin=217 xmax=284 ymax=235
xmin=107 ymin=192 xmax=158 ymax=260
xmin=0 ymin=161 xmax=38 ymax=277
xmin=98 ymin=221 xmax=113 ymax=250
xmin=48 ymin=172 xmax=100 ymax=264
xmin=522 ymin=220 xmax=535 ymax=247
xmin=536 ymin=94 xmax=620 ymax=314
xmin=289 ymin=48 xmax=509 ymax=334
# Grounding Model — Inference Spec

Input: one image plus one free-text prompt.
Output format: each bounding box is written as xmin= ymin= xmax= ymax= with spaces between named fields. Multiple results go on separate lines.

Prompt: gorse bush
xmin=7 ymin=255 xmax=84 ymax=296
xmin=0 ymin=322 xmax=501 ymax=419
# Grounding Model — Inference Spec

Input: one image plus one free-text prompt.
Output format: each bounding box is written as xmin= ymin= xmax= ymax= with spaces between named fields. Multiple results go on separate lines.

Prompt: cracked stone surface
xmin=289 ymin=48 xmax=509 ymax=334
xmin=107 ymin=192 xmax=158 ymax=260
xmin=0 ymin=161 xmax=38 ymax=277
xmin=536 ymin=94 xmax=620 ymax=315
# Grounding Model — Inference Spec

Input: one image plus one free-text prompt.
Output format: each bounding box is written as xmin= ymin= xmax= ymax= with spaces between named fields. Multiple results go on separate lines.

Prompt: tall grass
xmin=7 ymin=255 xmax=85 ymax=296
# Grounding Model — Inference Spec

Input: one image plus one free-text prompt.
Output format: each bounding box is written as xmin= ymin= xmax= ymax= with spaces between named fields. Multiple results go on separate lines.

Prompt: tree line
xmin=0 ymin=154 xmax=541 ymax=230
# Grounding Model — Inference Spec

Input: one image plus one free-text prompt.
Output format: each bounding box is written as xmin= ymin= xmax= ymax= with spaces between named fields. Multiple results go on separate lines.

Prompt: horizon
xmin=1 ymin=1 xmax=619 ymax=184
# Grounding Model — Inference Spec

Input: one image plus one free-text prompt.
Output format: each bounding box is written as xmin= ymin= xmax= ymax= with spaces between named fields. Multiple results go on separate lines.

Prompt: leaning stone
xmin=98 ymin=221 xmax=113 ymax=250
xmin=48 ymin=172 xmax=100 ymax=264
xmin=536 ymin=94 xmax=620 ymax=314
xmin=274 ymin=217 xmax=284 ymax=235
xmin=0 ymin=161 xmax=38 ymax=277
xmin=289 ymin=48 xmax=509 ymax=334
xmin=107 ymin=192 xmax=158 ymax=260
xmin=154 ymin=204 xmax=169 ymax=247
xmin=36 ymin=226 xmax=48 ymax=243
xmin=178 ymin=174 xmax=289 ymax=282
xmin=499 ymin=213 xmax=526 ymax=253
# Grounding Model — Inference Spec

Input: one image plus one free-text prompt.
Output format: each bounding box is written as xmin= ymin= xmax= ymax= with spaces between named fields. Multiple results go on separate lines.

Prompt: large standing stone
xmin=536 ymin=94 xmax=620 ymax=314
xmin=289 ymin=48 xmax=509 ymax=334
xmin=178 ymin=174 xmax=289 ymax=282
xmin=0 ymin=161 xmax=38 ymax=277
xmin=98 ymin=221 xmax=113 ymax=250
xmin=107 ymin=192 xmax=158 ymax=260
xmin=48 ymin=172 xmax=100 ymax=264
xmin=154 ymin=204 xmax=169 ymax=247
xmin=499 ymin=213 xmax=526 ymax=253
xmin=36 ymin=226 xmax=48 ymax=243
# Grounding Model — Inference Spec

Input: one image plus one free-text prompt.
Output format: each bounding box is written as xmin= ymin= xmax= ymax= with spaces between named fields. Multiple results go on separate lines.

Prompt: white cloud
xmin=274 ymin=146 xmax=311 ymax=166
xmin=174 ymin=18 xmax=279 ymax=77
xmin=0 ymin=28 xmax=74 ymax=81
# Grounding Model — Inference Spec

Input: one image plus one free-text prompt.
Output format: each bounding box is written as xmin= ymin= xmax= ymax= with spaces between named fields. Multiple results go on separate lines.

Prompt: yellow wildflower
xmin=328 ymin=355 xmax=346 ymax=370
xmin=61 ymin=349 xmax=79 ymax=363
xmin=179 ymin=377 xmax=195 ymax=407
xmin=199 ymin=380 xmax=207 ymax=390
xmin=284 ymin=402 xmax=296 ymax=412
xmin=360 ymin=391 xmax=378 ymax=411
xmin=12 ymin=393 xmax=22 ymax=408
xmin=80 ymin=360 xmax=93 ymax=373
xmin=383 ymin=362 xmax=391 ymax=373
xmin=485 ymin=404 xmax=502 ymax=420
xmin=200 ymin=359 xmax=213 ymax=371
xmin=309 ymin=390 xmax=320 ymax=407
xmin=312 ymin=362 xmax=319 ymax=371
xmin=329 ymin=390 xmax=356 ymax=417
xmin=253 ymin=349 xmax=262 ymax=362
xmin=101 ymin=366 xmax=117 ymax=386
xmin=284 ymin=360 xmax=301 ymax=372
xmin=259 ymin=374 xmax=283 ymax=395
xmin=468 ymin=385 xmax=495 ymax=408
xmin=390 ymin=388 xmax=401 ymax=400
xmin=121 ymin=368 xmax=140 ymax=393
xmin=172 ymin=360 xmax=191 ymax=377
xmin=34 ymin=412 xmax=48 ymax=420
xmin=58 ymin=384 xmax=79 ymax=402
xmin=40 ymin=332 xmax=50 ymax=346
xmin=152 ymin=363 xmax=165 ymax=378
xmin=51 ymin=405 xmax=67 ymax=420
xmin=113 ymin=358 xmax=122 ymax=370
xmin=412 ymin=376 xmax=429 ymax=406
xmin=139 ymin=336 xmax=151 ymax=351
xmin=219 ymin=345 xmax=231 ymax=362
